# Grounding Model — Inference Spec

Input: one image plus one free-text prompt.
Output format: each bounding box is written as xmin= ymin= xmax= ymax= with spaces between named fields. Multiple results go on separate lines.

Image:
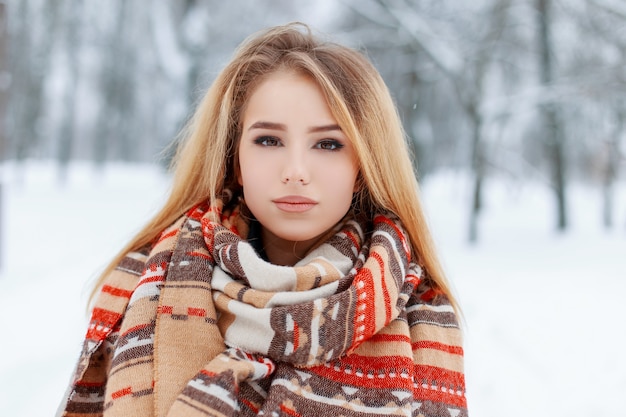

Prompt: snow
xmin=0 ymin=162 xmax=624 ymax=417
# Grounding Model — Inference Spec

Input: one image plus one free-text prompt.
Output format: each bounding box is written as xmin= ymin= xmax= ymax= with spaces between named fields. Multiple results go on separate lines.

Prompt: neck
xmin=260 ymin=229 xmax=315 ymax=266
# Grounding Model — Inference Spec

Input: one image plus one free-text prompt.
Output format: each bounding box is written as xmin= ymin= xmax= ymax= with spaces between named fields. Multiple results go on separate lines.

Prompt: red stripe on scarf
xmin=187 ymin=251 xmax=213 ymax=260
xmin=186 ymin=203 xmax=209 ymax=221
xmin=374 ymin=215 xmax=411 ymax=261
xmin=414 ymin=386 xmax=467 ymax=408
xmin=369 ymin=333 xmax=412 ymax=344
xmin=136 ymin=275 xmax=164 ymax=285
xmin=352 ymin=268 xmax=377 ymax=344
xmin=293 ymin=321 xmax=300 ymax=352
xmin=413 ymin=341 xmax=464 ymax=355
xmin=280 ymin=403 xmax=301 ymax=417
xmin=102 ymin=285 xmax=133 ymax=299
xmin=157 ymin=229 xmax=178 ymax=243
xmin=241 ymin=398 xmax=259 ymax=414
xmin=406 ymin=272 xmax=421 ymax=285
xmin=188 ymin=307 xmax=206 ymax=317
xmin=311 ymin=355 xmax=415 ymax=389
xmin=86 ymin=308 xmax=122 ymax=340
xmin=371 ymin=251 xmax=392 ymax=325
xmin=345 ymin=229 xmax=360 ymax=251
xmin=121 ymin=323 xmax=151 ymax=337
xmin=158 ymin=305 xmax=173 ymax=314
xmin=111 ymin=386 xmax=132 ymax=399
xmin=148 ymin=261 xmax=168 ymax=272
xmin=413 ymin=365 xmax=466 ymax=407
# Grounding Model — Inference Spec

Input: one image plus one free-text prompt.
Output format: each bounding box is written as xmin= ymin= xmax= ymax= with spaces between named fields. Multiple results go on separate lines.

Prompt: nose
xmin=281 ymin=148 xmax=310 ymax=185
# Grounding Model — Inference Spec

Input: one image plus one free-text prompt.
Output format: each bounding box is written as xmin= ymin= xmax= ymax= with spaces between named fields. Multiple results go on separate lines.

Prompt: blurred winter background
xmin=0 ymin=1 xmax=624 ymax=416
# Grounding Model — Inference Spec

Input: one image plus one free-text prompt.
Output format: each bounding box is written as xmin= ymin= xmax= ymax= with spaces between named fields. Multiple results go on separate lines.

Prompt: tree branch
xmin=587 ymin=0 xmax=626 ymax=20
xmin=372 ymin=0 xmax=463 ymax=79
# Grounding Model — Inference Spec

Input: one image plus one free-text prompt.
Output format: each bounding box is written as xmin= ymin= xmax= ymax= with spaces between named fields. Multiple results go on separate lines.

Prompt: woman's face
xmin=238 ymin=71 xmax=359 ymax=263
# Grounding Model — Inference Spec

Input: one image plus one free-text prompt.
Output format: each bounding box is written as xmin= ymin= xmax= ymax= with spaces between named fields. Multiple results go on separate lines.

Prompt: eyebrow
xmin=248 ymin=121 xmax=342 ymax=133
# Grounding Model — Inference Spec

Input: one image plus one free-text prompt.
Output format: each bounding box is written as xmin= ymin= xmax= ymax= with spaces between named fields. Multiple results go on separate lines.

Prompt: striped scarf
xmin=59 ymin=194 xmax=467 ymax=417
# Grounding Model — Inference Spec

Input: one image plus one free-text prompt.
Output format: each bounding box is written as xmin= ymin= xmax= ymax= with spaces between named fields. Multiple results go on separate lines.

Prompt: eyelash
xmin=253 ymin=136 xmax=281 ymax=147
xmin=316 ymin=139 xmax=344 ymax=151
xmin=253 ymin=136 xmax=345 ymax=152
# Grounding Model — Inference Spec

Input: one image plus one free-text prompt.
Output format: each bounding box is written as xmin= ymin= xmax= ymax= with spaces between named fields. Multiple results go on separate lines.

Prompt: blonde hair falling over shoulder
xmin=90 ymin=22 xmax=459 ymax=313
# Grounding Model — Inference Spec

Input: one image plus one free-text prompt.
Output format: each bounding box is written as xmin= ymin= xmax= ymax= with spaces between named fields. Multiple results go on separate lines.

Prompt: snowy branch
xmin=372 ymin=0 xmax=463 ymax=78
xmin=587 ymin=0 xmax=626 ymax=20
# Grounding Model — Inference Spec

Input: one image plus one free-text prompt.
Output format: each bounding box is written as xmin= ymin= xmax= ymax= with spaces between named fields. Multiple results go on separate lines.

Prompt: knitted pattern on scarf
xmin=59 ymin=194 xmax=467 ymax=417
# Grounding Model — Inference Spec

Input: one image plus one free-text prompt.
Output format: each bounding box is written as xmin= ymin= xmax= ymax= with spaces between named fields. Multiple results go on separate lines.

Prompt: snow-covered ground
xmin=0 ymin=162 xmax=624 ymax=417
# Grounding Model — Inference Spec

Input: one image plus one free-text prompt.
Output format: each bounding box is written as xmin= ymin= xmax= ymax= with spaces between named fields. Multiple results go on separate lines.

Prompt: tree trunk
xmin=537 ymin=0 xmax=567 ymax=231
xmin=0 ymin=1 xmax=7 ymax=269
xmin=57 ymin=0 xmax=83 ymax=182
xmin=468 ymin=107 xmax=484 ymax=243
xmin=94 ymin=0 xmax=136 ymax=166
xmin=10 ymin=0 xmax=61 ymax=162
xmin=0 ymin=2 xmax=7 ymax=158
xmin=603 ymin=106 xmax=623 ymax=229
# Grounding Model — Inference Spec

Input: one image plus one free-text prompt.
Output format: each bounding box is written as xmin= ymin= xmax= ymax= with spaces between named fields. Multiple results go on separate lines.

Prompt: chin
xmin=276 ymin=232 xmax=319 ymax=243
xmin=271 ymin=226 xmax=326 ymax=243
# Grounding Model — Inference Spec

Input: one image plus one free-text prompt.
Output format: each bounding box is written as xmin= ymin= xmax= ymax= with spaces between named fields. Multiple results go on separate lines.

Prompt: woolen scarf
xmin=59 ymin=192 xmax=467 ymax=417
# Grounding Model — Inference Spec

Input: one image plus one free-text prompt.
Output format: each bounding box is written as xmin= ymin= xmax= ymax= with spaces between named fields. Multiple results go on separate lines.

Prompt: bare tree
xmin=4 ymin=0 xmax=343 ymax=167
xmin=92 ymin=0 xmax=138 ymax=165
xmin=343 ymin=0 xmax=516 ymax=242
xmin=0 ymin=0 xmax=7 ymax=268
xmin=8 ymin=0 xmax=62 ymax=162
xmin=6 ymin=0 xmax=623 ymax=237
xmin=554 ymin=0 xmax=626 ymax=230
xmin=151 ymin=0 xmax=314 ymax=166
xmin=603 ymin=105 xmax=623 ymax=228
xmin=586 ymin=1 xmax=626 ymax=230
xmin=536 ymin=0 xmax=567 ymax=231
xmin=0 ymin=1 xmax=7 ymax=159
xmin=56 ymin=0 xmax=83 ymax=180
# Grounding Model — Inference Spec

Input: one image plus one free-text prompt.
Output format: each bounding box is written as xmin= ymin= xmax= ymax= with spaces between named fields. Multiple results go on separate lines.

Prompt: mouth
xmin=272 ymin=196 xmax=318 ymax=213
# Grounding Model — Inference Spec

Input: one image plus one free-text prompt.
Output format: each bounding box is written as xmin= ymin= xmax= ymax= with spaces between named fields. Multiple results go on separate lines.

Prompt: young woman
xmin=58 ymin=23 xmax=467 ymax=417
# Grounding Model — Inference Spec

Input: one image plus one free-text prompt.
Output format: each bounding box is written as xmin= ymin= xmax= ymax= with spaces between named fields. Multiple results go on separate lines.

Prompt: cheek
xmin=321 ymin=163 xmax=358 ymax=205
xmin=324 ymin=160 xmax=358 ymax=188
xmin=238 ymin=149 xmax=258 ymax=188
xmin=238 ymin=153 xmax=274 ymax=198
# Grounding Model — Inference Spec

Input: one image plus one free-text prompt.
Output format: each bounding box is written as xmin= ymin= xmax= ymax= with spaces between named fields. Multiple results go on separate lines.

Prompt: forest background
xmin=2 ymin=0 xmax=625 ymax=239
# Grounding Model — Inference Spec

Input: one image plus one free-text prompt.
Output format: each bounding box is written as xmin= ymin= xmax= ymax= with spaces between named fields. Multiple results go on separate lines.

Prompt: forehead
xmin=247 ymin=70 xmax=321 ymax=102
xmin=242 ymin=70 xmax=336 ymax=126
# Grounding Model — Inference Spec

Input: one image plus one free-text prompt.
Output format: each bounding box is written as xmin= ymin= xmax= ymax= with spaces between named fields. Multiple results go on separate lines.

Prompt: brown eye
xmin=316 ymin=139 xmax=344 ymax=151
xmin=254 ymin=136 xmax=281 ymax=147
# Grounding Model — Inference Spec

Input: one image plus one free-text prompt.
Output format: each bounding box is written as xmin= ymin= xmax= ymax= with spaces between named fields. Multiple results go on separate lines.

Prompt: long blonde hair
xmin=90 ymin=22 xmax=458 ymax=311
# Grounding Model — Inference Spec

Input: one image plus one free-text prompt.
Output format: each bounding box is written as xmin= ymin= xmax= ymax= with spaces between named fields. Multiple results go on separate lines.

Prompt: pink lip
xmin=272 ymin=196 xmax=318 ymax=213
